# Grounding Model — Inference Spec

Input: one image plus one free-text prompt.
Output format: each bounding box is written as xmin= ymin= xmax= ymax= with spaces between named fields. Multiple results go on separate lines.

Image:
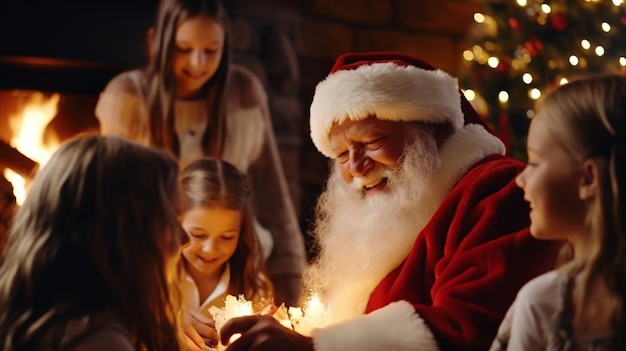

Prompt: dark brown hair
xmin=0 ymin=134 xmax=185 ymax=350
xmin=147 ymin=0 xmax=231 ymax=158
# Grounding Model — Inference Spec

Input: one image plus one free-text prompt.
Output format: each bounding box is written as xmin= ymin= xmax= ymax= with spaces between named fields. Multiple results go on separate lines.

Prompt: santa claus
xmin=220 ymin=52 xmax=562 ymax=351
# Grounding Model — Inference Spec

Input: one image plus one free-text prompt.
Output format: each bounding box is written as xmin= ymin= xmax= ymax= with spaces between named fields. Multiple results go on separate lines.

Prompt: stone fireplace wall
xmin=0 ymin=0 xmax=480 ymax=256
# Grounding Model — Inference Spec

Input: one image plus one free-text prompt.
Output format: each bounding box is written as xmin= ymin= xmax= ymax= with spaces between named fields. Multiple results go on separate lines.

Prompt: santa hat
xmin=310 ymin=51 xmax=492 ymax=158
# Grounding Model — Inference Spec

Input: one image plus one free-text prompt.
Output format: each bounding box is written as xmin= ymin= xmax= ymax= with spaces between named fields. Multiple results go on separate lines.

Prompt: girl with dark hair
xmin=0 ymin=134 xmax=186 ymax=351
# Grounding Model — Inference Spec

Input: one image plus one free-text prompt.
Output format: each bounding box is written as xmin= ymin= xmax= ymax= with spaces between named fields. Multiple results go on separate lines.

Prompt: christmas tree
xmin=459 ymin=0 xmax=626 ymax=160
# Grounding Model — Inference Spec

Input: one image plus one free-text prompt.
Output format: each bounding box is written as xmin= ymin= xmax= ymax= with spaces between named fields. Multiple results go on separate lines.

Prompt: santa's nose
xmin=349 ymin=150 xmax=372 ymax=177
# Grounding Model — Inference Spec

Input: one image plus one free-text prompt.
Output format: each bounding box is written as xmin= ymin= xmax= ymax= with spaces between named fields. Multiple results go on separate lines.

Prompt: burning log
xmin=0 ymin=139 xmax=39 ymax=179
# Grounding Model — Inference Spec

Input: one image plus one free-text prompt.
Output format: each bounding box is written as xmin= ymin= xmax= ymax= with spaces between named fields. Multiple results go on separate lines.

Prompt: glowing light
xmin=541 ymin=4 xmax=552 ymax=13
xmin=473 ymin=45 xmax=487 ymax=64
xmin=498 ymin=91 xmax=509 ymax=104
xmin=595 ymin=46 xmax=605 ymax=56
xmin=613 ymin=0 xmax=623 ymax=5
xmin=620 ymin=57 xmax=626 ymax=66
xmin=463 ymin=89 xmax=476 ymax=101
xmin=228 ymin=333 xmax=242 ymax=345
xmin=4 ymin=170 xmax=25 ymax=207
xmin=463 ymin=50 xmax=474 ymax=61
xmin=569 ymin=55 xmax=579 ymax=66
xmin=474 ymin=13 xmax=485 ymax=23
xmin=522 ymin=73 xmax=533 ymax=84
xmin=517 ymin=0 xmax=527 ymax=6
xmin=288 ymin=291 xmax=330 ymax=336
xmin=4 ymin=92 xmax=61 ymax=205
xmin=559 ymin=77 xmax=569 ymax=85
xmin=304 ymin=292 xmax=326 ymax=315
xmin=529 ymin=88 xmax=542 ymax=100
xmin=581 ymin=39 xmax=591 ymax=50
xmin=601 ymin=22 xmax=611 ymax=32
xmin=523 ymin=54 xmax=532 ymax=63
xmin=488 ymin=56 xmax=499 ymax=68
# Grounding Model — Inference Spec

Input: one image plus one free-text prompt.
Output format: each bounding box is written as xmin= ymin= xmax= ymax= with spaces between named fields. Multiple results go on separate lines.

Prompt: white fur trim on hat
xmin=312 ymin=301 xmax=440 ymax=351
xmin=310 ymin=62 xmax=464 ymax=158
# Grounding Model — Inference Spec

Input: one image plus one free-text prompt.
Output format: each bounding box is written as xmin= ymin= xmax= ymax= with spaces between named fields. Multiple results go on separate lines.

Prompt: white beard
xmin=303 ymin=129 xmax=441 ymax=324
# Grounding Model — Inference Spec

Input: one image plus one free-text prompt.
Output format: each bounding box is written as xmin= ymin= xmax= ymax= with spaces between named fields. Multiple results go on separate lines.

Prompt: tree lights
xmin=460 ymin=0 xmax=626 ymax=159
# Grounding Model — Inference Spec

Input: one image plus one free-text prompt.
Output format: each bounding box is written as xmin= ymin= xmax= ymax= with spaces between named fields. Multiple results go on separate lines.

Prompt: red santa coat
xmin=311 ymin=125 xmax=562 ymax=351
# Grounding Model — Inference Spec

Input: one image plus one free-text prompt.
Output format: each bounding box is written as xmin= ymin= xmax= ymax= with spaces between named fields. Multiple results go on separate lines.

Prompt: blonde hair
xmin=180 ymin=158 xmax=272 ymax=302
xmin=538 ymin=73 xmax=626 ymax=347
xmin=0 ymin=134 xmax=184 ymax=351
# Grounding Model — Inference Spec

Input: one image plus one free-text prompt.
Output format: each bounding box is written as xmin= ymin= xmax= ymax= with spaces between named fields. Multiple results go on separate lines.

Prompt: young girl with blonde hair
xmin=491 ymin=73 xmax=626 ymax=350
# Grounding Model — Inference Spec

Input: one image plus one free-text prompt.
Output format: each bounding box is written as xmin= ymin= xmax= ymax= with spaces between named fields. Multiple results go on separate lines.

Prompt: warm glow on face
xmin=4 ymin=92 xmax=61 ymax=205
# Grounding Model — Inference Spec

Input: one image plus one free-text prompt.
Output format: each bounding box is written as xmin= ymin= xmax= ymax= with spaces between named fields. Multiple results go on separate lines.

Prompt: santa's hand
xmin=184 ymin=308 xmax=218 ymax=349
xmin=221 ymin=315 xmax=314 ymax=351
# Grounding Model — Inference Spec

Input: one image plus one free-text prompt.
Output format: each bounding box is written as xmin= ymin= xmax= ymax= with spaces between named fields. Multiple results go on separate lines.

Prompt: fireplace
xmin=0 ymin=55 xmax=129 ymax=204
xmin=0 ymin=0 xmax=155 ymax=199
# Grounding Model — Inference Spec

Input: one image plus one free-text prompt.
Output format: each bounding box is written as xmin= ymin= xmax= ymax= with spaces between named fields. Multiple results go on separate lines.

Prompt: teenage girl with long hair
xmin=0 ymin=134 xmax=186 ymax=350
xmin=491 ymin=73 xmax=626 ymax=350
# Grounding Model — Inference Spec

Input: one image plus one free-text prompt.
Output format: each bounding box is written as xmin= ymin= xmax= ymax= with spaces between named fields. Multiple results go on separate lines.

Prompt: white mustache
xmin=351 ymin=167 xmax=393 ymax=190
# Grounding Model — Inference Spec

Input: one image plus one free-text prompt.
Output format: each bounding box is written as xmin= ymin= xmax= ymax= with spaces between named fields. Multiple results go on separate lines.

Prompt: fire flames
xmin=4 ymin=91 xmax=61 ymax=205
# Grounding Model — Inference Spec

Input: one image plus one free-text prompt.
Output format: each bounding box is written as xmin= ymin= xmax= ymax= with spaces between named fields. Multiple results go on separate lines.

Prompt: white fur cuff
xmin=312 ymin=301 xmax=440 ymax=351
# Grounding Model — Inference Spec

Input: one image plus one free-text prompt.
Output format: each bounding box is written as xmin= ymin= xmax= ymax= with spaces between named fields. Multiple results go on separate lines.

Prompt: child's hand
xmin=184 ymin=308 xmax=218 ymax=350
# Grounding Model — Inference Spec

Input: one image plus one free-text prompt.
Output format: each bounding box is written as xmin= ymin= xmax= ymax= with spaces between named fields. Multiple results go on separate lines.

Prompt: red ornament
xmin=508 ymin=17 xmax=520 ymax=31
xmin=524 ymin=37 xmax=544 ymax=57
xmin=524 ymin=41 xmax=537 ymax=57
xmin=550 ymin=12 xmax=568 ymax=31
xmin=496 ymin=57 xmax=512 ymax=73
xmin=532 ymin=37 xmax=543 ymax=51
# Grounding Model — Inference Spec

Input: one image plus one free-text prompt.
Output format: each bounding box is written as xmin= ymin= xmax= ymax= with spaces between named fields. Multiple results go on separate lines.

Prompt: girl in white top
xmin=491 ymin=74 xmax=626 ymax=350
xmin=94 ymin=0 xmax=305 ymax=308
xmin=180 ymin=158 xmax=272 ymax=316
xmin=179 ymin=158 xmax=273 ymax=322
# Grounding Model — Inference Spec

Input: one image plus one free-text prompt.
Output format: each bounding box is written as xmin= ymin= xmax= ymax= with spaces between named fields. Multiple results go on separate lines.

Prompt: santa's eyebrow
xmin=329 ymin=124 xmax=378 ymax=152
xmin=354 ymin=124 xmax=376 ymax=137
